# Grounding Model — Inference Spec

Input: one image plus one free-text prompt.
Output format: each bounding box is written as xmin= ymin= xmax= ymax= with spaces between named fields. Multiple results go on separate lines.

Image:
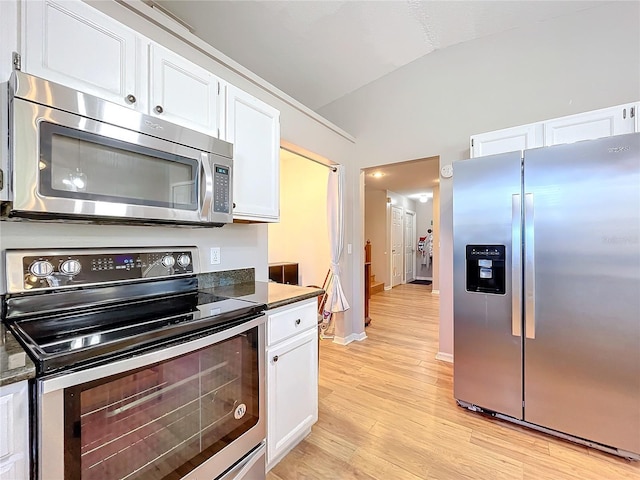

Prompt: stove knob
xmin=177 ymin=254 xmax=191 ymax=268
xmin=29 ymin=260 xmax=54 ymax=278
xmin=60 ymin=259 xmax=82 ymax=276
xmin=161 ymin=255 xmax=176 ymax=268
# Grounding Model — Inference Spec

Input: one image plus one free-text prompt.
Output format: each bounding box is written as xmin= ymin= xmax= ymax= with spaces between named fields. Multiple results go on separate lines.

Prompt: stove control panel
xmin=5 ymin=247 xmax=200 ymax=293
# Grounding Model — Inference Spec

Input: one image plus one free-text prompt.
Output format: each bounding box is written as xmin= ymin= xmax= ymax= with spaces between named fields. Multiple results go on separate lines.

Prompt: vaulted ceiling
xmin=153 ymin=1 xmax=607 ymax=197
xmin=155 ymin=1 xmax=606 ymax=111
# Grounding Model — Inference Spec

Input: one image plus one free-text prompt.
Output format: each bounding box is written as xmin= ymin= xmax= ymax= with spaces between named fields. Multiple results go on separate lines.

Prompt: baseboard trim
xmin=384 ymin=285 xmax=392 ymax=291
xmin=415 ymin=276 xmax=433 ymax=281
xmin=436 ymin=352 xmax=453 ymax=363
xmin=333 ymin=332 xmax=367 ymax=345
xmin=431 ymin=289 xmax=440 ymax=295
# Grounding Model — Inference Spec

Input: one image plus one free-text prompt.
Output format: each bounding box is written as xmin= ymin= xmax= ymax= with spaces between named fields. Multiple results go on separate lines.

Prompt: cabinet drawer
xmin=0 ymin=393 xmax=13 ymax=459
xmin=268 ymin=300 xmax=317 ymax=346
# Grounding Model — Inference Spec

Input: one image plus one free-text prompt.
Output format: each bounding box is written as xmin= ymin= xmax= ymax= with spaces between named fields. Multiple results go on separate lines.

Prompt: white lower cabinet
xmin=266 ymin=299 xmax=318 ymax=470
xmin=0 ymin=381 xmax=29 ymax=480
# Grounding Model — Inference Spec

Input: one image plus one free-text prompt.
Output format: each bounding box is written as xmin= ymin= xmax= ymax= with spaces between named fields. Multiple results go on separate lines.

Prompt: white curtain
xmin=324 ymin=165 xmax=350 ymax=313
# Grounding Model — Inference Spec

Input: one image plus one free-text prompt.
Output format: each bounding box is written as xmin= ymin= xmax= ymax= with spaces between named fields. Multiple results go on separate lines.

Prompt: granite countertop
xmin=1 ymin=325 xmax=35 ymax=386
xmin=203 ymin=281 xmax=324 ymax=310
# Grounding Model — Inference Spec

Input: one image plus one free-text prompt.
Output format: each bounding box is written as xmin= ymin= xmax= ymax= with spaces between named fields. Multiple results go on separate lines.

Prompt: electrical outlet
xmin=210 ymin=247 xmax=221 ymax=265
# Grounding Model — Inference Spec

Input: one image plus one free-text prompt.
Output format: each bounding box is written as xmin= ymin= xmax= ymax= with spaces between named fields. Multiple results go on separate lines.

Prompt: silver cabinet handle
xmin=295 ymin=319 xmax=301 ymax=326
xmin=154 ymin=105 xmax=164 ymax=114
xmin=125 ymin=94 xmax=136 ymax=104
xmin=524 ymin=193 xmax=536 ymax=339
xmin=273 ymin=355 xmax=279 ymax=362
xmin=511 ymin=194 xmax=522 ymax=337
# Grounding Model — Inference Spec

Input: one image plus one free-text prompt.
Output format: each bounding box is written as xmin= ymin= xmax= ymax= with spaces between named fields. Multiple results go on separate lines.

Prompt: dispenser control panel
xmin=465 ymin=245 xmax=506 ymax=294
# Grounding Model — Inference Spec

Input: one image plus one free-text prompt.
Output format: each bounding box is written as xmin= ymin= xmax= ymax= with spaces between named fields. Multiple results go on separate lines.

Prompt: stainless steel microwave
xmin=3 ymin=71 xmax=233 ymax=226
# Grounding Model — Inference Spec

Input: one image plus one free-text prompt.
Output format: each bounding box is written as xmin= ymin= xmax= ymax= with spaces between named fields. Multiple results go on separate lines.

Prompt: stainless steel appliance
xmin=453 ymin=133 xmax=640 ymax=459
xmin=2 ymin=247 xmax=266 ymax=479
xmin=4 ymin=71 xmax=233 ymax=226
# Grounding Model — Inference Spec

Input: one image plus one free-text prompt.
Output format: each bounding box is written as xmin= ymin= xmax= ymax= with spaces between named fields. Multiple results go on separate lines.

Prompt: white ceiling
xmin=154 ymin=0 xmax=605 ymax=199
xmin=155 ymin=0 xmax=605 ymax=111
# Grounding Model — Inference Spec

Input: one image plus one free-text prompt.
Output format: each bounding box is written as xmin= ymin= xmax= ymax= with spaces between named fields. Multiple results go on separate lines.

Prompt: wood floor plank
xmin=267 ymin=284 xmax=640 ymax=479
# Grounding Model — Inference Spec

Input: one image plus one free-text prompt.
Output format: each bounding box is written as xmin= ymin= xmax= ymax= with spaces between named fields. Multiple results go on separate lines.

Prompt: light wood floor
xmin=267 ymin=284 xmax=640 ymax=479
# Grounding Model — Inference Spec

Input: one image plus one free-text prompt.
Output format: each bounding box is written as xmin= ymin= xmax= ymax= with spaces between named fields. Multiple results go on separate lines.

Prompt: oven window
xmin=39 ymin=122 xmax=199 ymax=210
xmin=63 ymin=328 xmax=259 ymax=479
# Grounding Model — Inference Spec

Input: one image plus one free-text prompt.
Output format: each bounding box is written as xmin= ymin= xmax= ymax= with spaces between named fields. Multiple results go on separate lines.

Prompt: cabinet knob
xmin=125 ymin=94 xmax=136 ymax=104
xmin=273 ymin=355 xmax=279 ymax=363
xmin=155 ymin=105 xmax=164 ymax=114
xmin=295 ymin=319 xmax=301 ymax=326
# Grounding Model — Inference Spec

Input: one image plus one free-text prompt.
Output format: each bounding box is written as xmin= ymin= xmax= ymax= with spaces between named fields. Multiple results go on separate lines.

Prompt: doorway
xmin=404 ymin=210 xmax=416 ymax=283
xmin=362 ymin=156 xmax=440 ymax=292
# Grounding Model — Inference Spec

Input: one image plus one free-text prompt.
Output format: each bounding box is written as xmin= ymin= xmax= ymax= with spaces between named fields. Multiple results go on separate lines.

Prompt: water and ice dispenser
xmin=465 ymin=245 xmax=506 ymax=294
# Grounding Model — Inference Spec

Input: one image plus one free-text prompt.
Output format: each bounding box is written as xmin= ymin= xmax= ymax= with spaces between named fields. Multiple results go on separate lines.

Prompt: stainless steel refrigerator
xmin=453 ymin=132 xmax=640 ymax=459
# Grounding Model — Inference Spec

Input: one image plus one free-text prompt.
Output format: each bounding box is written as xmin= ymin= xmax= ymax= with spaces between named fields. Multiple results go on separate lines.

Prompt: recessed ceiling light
xmin=370 ymin=172 xmax=385 ymax=178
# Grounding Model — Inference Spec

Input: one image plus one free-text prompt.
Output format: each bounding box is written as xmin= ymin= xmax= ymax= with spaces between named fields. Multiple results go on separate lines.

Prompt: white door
xmin=404 ymin=211 xmax=415 ymax=283
xmin=22 ymin=0 xmax=145 ymax=110
xmin=470 ymin=123 xmax=543 ymax=158
xmin=149 ymin=43 xmax=223 ymax=136
xmin=544 ymin=104 xmax=636 ymax=146
xmin=391 ymin=206 xmax=403 ymax=287
xmin=225 ymin=85 xmax=281 ymax=222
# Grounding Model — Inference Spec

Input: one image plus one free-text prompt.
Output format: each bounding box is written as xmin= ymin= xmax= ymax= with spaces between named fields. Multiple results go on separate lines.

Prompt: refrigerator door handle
xmin=511 ymin=194 xmax=522 ymax=337
xmin=524 ymin=192 xmax=536 ymax=339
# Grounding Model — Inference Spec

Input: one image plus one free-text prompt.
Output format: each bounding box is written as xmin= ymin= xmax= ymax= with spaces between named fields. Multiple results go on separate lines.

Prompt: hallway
xmin=267 ymin=284 xmax=639 ymax=479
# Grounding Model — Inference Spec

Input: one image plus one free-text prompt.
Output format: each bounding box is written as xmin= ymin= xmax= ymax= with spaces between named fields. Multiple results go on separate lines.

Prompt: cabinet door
xmin=267 ymin=328 xmax=318 ymax=468
xmin=471 ymin=123 xmax=543 ymax=158
xmin=544 ymin=104 xmax=636 ymax=146
xmin=0 ymin=381 xmax=29 ymax=480
xmin=0 ymin=0 xmax=18 ymax=201
xmin=225 ymin=85 xmax=280 ymax=222
xmin=149 ymin=44 xmax=222 ymax=136
xmin=22 ymin=0 xmax=145 ymax=110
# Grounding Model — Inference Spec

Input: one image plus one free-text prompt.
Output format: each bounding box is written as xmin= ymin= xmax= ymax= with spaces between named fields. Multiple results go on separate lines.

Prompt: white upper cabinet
xmin=543 ymin=103 xmax=636 ymax=146
xmin=225 ymin=85 xmax=280 ymax=222
xmin=149 ymin=44 xmax=223 ymax=136
xmin=471 ymin=123 xmax=543 ymax=158
xmin=471 ymin=103 xmax=639 ymax=158
xmin=22 ymin=0 xmax=146 ymax=110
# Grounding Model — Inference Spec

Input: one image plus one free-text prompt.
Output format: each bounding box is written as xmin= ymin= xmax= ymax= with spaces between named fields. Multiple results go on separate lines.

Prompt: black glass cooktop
xmin=4 ymin=288 xmax=265 ymax=376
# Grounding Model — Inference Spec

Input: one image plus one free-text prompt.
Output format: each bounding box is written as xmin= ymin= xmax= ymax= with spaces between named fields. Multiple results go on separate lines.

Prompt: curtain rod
xmin=280 ymin=146 xmax=338 ymax=172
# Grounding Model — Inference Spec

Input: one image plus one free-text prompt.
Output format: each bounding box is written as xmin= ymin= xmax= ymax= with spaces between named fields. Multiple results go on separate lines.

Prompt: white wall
xmin=268 ymin=150 xmax=330 ymax=287
xmin=364 ymin=189 xmax=387 ymax=286
xmin=319 ymin=2 xmax=640 ymax=355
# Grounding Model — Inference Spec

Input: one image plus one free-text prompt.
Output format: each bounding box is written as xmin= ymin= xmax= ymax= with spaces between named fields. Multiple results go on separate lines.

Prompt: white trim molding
xmin=436 ymin=352 xmax=453 ymax=363
xmin=431 ymin=289 xmax=440 ymax=295
xmin=332 ymin=332 xmax=367 ymax=345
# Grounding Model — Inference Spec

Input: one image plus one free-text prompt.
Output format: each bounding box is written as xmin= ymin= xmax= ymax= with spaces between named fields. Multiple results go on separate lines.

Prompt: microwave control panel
xmin=213 ymin=164 xmax=231 ymax=213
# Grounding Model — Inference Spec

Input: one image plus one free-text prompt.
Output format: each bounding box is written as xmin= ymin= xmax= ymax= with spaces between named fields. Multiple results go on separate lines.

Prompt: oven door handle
xmin=217 ymin=442 xmax=266 ymax=480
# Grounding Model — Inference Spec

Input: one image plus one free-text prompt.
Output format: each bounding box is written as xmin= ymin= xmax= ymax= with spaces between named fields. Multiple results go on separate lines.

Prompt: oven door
xmin=37 ymin=315 xmax=265 ymax=480
xmin=10 ymin=97 xmax=232 ymax=225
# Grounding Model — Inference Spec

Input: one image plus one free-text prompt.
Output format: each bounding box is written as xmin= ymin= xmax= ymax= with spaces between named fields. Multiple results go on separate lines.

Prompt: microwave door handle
xmin=200 ymin=154 xmax=213 ymax=221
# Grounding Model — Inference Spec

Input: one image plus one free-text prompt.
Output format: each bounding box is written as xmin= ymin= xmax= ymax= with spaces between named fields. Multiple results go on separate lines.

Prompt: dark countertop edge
xmin=202 ymin=281 xmax=324 ymax=311
xmin=1 ymin=329 xmax=36 ymax=386
xmin=266 ymin=288 xmax=324 ymax=310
